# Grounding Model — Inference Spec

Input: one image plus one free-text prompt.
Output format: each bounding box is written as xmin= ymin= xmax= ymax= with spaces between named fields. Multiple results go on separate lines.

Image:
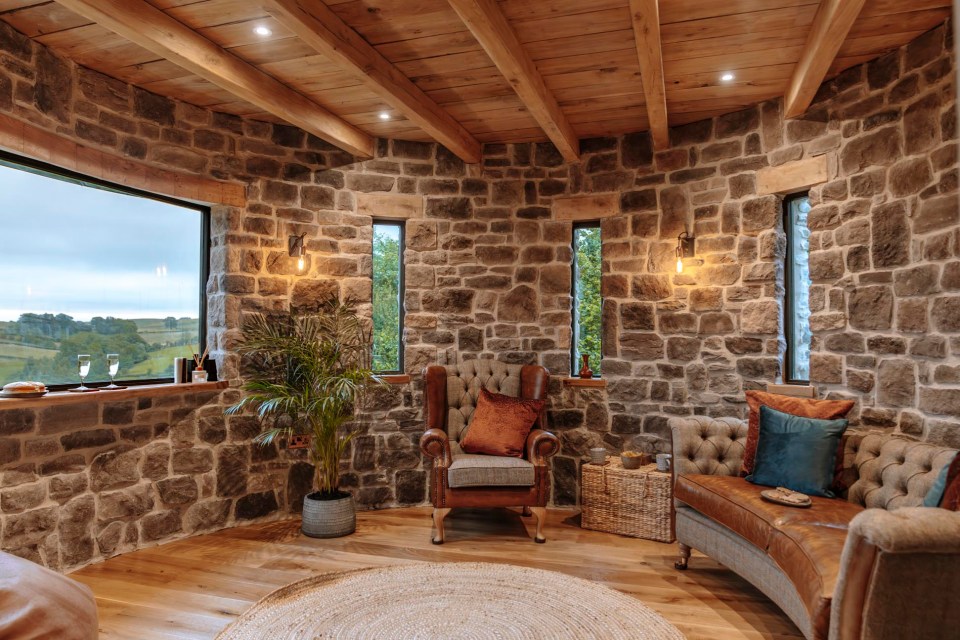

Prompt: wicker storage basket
xmin=581 ymin=459 xmax=674 ymax=543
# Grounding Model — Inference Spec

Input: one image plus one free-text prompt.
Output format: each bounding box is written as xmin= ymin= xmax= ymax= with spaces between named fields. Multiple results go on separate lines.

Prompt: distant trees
xmin=8 ymin=314 xmax=150 ymax=384
xmin=574 ymin=226 xmax=602 ymax=375
xmin=372 ymin=228 xmax=401 ymax=372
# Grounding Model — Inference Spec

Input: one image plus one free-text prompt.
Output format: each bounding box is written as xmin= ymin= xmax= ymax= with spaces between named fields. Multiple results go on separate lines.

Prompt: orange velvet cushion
xmin=741 ymin=391 xmax=855 ymax=476
xmin=460 ymin=388 xmax=543 ymax=457
xmin=940 ymin=454 xmax=960 ymax=511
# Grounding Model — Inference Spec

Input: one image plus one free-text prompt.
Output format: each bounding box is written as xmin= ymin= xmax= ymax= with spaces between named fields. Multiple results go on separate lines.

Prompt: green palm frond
xmin=224 ymin=302 xmax=378 ymax=495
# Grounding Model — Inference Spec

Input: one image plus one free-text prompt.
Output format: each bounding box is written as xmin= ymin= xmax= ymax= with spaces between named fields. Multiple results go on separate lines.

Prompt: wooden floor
xmin=70 ymin=507 xmax=802 ymax=640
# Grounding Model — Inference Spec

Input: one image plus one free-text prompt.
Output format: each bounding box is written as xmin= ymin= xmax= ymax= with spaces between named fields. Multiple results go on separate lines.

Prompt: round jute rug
xmin=216 ymin=562 xmax=684 ymax=640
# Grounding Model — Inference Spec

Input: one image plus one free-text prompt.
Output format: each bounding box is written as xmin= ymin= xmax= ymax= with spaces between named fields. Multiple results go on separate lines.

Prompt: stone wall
xmin=0 ymin=18 xmax=958 ymax=572
xmin=0 ymin=21 xmax=366 ymax=570
xmin=0 ymin=389 xmax=319 ymax=571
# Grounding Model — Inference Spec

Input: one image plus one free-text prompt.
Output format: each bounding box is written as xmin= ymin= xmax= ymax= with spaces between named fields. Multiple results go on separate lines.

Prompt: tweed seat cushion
xmin=447 ymin=442 xmax=535 ymax=488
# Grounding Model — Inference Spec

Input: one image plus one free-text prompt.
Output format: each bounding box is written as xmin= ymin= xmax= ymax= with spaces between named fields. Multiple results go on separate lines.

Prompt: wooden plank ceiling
xmin=1 ymin=0 xmax=952 ymax=158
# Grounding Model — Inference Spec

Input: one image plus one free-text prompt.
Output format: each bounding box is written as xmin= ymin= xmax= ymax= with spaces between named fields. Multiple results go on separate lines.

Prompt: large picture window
xmin=372 ymin=220 xmax=403 ymax=373
xmin=784 ymin=193 xmax=812 ymax=384
xmin=0 ymin=153 xmax=208 ymax=389
xmin=572 ymin=223 xmax=602 ymax=377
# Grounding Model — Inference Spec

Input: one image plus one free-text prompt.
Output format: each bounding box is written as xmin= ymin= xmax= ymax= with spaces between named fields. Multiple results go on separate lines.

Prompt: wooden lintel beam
xmin=265 ymin=0 xmax=481 ymax=164
xmin=628 ymin=0 xmax=669 ymax=150
xmin=447 ymin=0 xmax=579 ymax=162
xmin=783 ymin=0 xmax=867 ymax=119
xmin=55 ymin=0 xmax=374 ymax=158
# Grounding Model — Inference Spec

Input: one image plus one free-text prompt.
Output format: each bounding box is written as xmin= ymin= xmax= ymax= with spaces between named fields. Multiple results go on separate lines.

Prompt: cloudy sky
xmin=0 ymin=161 xmax=203 ymax=322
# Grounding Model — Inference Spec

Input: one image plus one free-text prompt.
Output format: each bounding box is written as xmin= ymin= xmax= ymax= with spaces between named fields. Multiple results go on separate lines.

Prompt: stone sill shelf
xmin=564 ymin=378 xmax=607 ymax=388
xmin=0 ymin=381 xmax=228 ymax=410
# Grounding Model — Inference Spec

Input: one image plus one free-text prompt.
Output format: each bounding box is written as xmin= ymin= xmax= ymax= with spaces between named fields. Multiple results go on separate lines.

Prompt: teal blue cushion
xmin=746 ymin=405 xmax=848 ymax=498
xmin=924 ymin=453 xmax=957 ymax=507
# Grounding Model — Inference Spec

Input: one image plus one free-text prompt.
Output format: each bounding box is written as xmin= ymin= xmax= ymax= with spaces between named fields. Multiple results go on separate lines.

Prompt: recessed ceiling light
xmin=253 ymin=25 xmax=272 ymax=37
xmin=720 ymin=72 xmax=735 ymax=82
xmin=379 ymin=112 xmax=391 ymax=121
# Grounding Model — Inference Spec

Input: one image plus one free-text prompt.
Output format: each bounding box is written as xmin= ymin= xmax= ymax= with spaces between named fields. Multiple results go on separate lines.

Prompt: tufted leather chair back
xmin=669 ymin=416 xmax=748 ymax=477
xmin=424 ymin=361 xmax=549 ymax=442
xmin=845 ymin=433 xmax=957 ymax=509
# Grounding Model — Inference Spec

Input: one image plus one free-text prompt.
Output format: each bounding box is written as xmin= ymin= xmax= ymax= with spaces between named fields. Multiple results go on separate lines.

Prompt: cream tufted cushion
xmin=847 ymin=434 xmax=957 ymax=509
xmin=669 ymin=416 xmax=748 ymax=478
xmin=443 ymin=360 xmax=524 ymax=442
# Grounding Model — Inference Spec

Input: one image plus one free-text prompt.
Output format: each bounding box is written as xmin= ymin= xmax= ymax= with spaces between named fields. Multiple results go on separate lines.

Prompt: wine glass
xmin=104 ymin=353 xmax=126 ymax=390
xmin=70 ymin=354 xmax=96 ymax=393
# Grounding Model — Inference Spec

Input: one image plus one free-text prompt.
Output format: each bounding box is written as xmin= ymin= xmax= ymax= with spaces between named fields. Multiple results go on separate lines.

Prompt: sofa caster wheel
xmin=674 ymin=560 xmax=688 ymax=570
xmin=432 ymin=537 xmax=443 ymax=545
xmin=535 ymin=536 xmax=546 ymax=544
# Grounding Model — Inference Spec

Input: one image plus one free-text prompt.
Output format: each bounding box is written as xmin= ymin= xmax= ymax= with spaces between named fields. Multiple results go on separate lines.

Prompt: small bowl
xmin=621 ymin=453 xmax=644 ymax=470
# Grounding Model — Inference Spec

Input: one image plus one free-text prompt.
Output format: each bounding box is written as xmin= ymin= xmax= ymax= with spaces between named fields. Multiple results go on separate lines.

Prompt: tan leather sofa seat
xmin=768 ymin=522 xmax=850 ymax=638
xmin=675 ymin=474 xmax=865 ymax=639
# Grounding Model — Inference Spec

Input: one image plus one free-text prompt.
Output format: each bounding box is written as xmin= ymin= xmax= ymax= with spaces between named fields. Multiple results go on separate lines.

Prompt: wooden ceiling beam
xmin=264 ymin=0 xmax=480 ymax=164
xmin=783 ymin=0 xmax=867 ymax=118
xmin=54 ymin=0 xmax=375 ymax=158
xmin=447 ymin=0 xmax=579 ymax=162
xmin=628 ymin=0 xmax=669 ymax=149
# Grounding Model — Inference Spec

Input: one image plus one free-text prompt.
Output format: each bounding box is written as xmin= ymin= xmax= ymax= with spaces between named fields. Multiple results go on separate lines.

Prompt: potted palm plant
xmin=225 ymin=303 xmax=377 ymax=538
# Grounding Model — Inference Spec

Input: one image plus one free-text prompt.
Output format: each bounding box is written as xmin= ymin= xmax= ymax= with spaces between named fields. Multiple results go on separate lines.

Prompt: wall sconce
xmin=289 ymin=233 xmax=306 ymax=272
xmin=676 ymin=231 xmax=695 ymax=274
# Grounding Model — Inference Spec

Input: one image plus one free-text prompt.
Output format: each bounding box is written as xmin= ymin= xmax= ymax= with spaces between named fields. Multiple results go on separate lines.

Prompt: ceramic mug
xmin=589 ymin=447 xmax=607 ymax=465
xmin=656 ymin=453 xmax=673 ymax=472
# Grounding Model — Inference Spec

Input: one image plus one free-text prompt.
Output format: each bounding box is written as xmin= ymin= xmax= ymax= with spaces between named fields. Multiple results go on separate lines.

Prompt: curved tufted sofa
xmin=669 ymin=417 xmax=960 ymax=640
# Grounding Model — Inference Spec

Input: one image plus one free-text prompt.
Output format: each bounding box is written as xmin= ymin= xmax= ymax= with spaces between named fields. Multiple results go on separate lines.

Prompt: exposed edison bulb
xmin=676 ymin=256 xmax=683 ymax=274
xmin=297 ymin=255 xmax=305 ymax=272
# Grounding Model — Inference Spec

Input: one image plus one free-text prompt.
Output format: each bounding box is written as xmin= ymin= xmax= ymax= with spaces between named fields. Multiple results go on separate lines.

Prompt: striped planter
xmin=301 ymin=493 xmax=356 ymax=538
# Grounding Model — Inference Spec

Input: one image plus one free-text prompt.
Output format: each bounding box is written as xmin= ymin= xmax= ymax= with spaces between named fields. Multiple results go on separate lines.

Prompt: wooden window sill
xmin=563 ymin=378 xmax=607 ymax=388
xmin=0 ymin=381 xmax=228 ymax=410
xmin=376 ymin=374 xmax=411 ymax=385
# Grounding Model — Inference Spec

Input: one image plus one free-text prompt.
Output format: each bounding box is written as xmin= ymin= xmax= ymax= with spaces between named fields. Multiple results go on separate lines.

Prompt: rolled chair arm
xmin=526 ymin=429 xmax=559 ymax=466
xmin=420 ymin=428 xmax=452 ymax=467
xmin=848 ymin=507 xmax=960 ymax=553
xmin=830 ymin=507 xmax=960 ymax=640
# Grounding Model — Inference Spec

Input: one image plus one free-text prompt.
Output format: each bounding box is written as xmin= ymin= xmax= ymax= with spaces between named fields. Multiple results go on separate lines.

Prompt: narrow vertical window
xmin=572 ymin=223 xmax=602 ymax=377
xmin=784 ymin=194 xmax=812 ymax=383
xmin=372 ymin=220 xmax=403 ymax=373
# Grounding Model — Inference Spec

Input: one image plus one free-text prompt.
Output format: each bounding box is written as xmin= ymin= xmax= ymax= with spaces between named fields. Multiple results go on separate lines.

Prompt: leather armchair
xmin=419 ymin=361 xmax=559 ymax=544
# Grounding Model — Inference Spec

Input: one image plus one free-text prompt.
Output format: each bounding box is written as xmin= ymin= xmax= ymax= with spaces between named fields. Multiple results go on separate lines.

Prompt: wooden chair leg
xmin=675 ymin=542 xmax=691 ymax=570
xmin=521 ymin=506 xmax=532 ymax=516
xmin=530 ymin=507 xmax=547 ymax=543
xmin=432 ymin=507 xmax=451 ymax=544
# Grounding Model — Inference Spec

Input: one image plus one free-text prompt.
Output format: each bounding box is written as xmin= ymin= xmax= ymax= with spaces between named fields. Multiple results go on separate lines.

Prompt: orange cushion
xmin=460 ymin=388 xmax=542 ymax=457
xmin=940 ymin=454 xmax=960 ymax=510
xmin=741 ymin=391 xmax=855 ymax=477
